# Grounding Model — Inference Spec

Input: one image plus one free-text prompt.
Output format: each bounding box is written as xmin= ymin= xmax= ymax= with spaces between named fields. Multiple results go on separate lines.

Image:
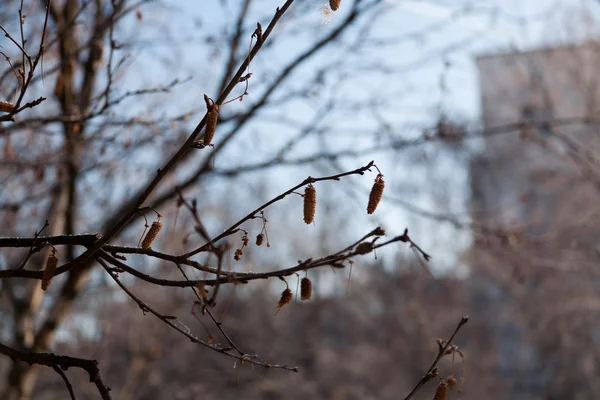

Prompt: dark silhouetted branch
xmin=0 ymin=343 xmax=112 ymax=400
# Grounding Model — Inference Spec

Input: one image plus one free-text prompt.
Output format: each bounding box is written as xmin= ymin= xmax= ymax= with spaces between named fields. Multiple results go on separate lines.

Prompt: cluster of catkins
xmin=275 ymin=276 xmax=312 ymax=314
xmin=303 ymin=172 xmax=385 ymax=225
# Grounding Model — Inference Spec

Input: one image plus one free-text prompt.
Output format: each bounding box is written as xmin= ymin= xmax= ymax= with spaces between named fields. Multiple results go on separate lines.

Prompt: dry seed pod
xmin=367 ymin=174 xmax=385 ymax=214
xmin=41 ymin=250 xmax=58 ymax=291
xmin=141 ymin=221 xmax=162 ymax=249
xmin=204 ymin=104 xmax=219 ymax=146
xmin=256 ymin=233 xmax=264 ymax=246
xmin=0 ymin=101 xmax=14 ymax=113
xmin=330 ymin=0 xmax=341 ymax=11
xmin=300 ymin=277 xmax=312 ymax=301
xmin=303 ymin=185 xmax=316 ymax=224
xmin=432 ymin=380 xmax=448 ymax=400
xmin=277 ymin=288 xmax=293 ymax=309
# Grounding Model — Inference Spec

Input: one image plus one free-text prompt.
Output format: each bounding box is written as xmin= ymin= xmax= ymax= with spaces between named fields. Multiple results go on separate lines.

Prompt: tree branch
xmin=403 ymin=316 xmax=469 ymax=400
xmin=0 ymin=343 xmax=112 ymax=400
xmin=58 ymin=0 xmax=297 ymax=277
xmin=180 ymin=160 xmax=376 ymax=259
xmin=97 ymin=257 xmax=298 ymax=372
xmin=0 ymin=234 xmax=101 ymax=248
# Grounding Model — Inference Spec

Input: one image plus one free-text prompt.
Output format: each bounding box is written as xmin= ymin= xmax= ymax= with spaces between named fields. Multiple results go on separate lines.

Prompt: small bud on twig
xmin=356 ymin=242 xmax=373 ymax=254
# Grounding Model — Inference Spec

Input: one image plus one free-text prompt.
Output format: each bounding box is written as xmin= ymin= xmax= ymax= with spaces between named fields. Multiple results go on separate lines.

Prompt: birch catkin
xmin=142 ymin=221 xmax=162 ymax=249
xmin=41 ymin=249 xmax=58 ymax=291
xmin=0 ymin=101 xmax=14 ymax=113
xmin=300 ymin=277 xmax=312 ymax=301
xmin=275 ymin=288 xmax=293 ymax=314
xmin=330 ymin=0 xmax=341 ymax=11
xmin=367 ymin=174 xmax=385 ymax=214
xmin=204 ymin=104 xmax=219 ymax=146
xmin=303 ymin=185 xmax=316 ymax=224
xmin=432 ymin=380 xmax=448 ymax=400
xmin=256 ymin=233 xmax=264 ymax=246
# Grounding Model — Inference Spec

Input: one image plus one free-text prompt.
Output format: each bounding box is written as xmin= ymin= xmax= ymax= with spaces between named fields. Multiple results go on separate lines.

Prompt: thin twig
xmin=16 ymin=220 xmax=49 ymax=270
xmin=50 ymin=0 xmax=297 ymax=279
xmin=52 ymin=365 xmax=76 ymax=400
xmin=403 ymin=316 xmax=469 ymax=400
xmin=0 ymin=0 xmax=52 ymax=121
xmin=176 ymin=265 xmax=243 ymax=355
xmin=97 ymin=257 xmax=298 ymax=372
xmin=180 ymin=160 xmax=375 ymax=259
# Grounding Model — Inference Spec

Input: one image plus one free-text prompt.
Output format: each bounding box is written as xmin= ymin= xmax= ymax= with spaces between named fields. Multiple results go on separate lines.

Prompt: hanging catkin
xmin=432 ymin=380 xmax=448 ymax=400
xmin=142 ymin=221 xmax=162 ymax=249
xmin=303 ymin=185 xmax=316 ymax=224
xmin=41 ymin=249 xmax=58 ymax=291
xmin=330 ymin=0 xmax=341 ymax=11
xmin=204 ymin=104 xmax=219 ymax=146
xmin=275 ymin=288 xmax=293 ymax=314
xmin=300 ymin=277 xmax=312 ymax=301
xmin=367 ymin=174 xmax=385 ymax=214
xmin=256 ymin=233 xmax=264 ymax=246
xmin=0 ymin=101 xmax=14 ymax=113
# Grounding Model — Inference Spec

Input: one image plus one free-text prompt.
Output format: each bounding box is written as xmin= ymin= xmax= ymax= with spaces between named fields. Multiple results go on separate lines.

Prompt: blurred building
xmin=471 ymin=41 xmax=600 ymax=237
xmin=467 ymin=42 xmax=600 ymax=398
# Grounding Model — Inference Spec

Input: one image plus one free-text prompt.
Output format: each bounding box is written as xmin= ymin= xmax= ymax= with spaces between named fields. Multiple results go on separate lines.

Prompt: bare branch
xmin=59 ymin=0 xmax=297 ymax=277
xmin=403 ymin=316 xmax=469 ymax=400
xmin=181 ymin=160 xmax=376 ymax=259
xmin=0 ymin=0 xmax=51 ymax=121
xmin=0 ymin=343 xmax=112 ymax=400
xmin=97 ymin=257 xmax=298 ymax=372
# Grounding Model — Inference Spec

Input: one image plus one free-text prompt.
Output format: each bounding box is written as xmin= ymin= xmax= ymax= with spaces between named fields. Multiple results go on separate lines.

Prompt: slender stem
xmin=403 ymin=316 xmax=469 ymax=400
